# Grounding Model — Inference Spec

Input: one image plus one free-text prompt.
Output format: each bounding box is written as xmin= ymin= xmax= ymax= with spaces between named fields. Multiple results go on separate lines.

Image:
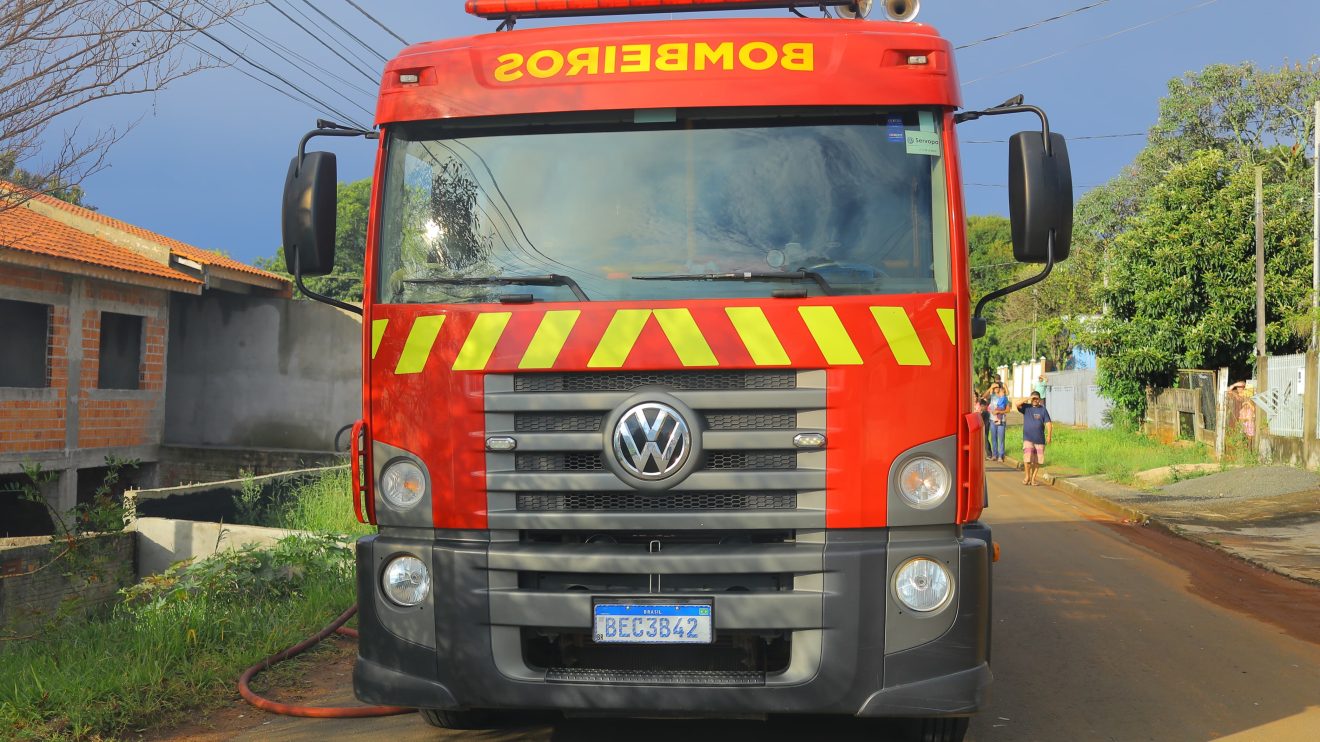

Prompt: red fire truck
xmin=281 ymin=1 xmax=1072 ymax=738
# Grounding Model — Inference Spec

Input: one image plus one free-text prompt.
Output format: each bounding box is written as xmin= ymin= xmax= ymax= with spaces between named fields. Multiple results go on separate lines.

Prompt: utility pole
xmin=1256 ymin=167 xmax=1266 ymax=361
xmin=1312 ymin=100 xmax=1319 ymax=350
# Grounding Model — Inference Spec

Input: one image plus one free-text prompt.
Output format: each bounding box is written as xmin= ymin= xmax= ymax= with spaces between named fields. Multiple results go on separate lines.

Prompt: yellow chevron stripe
xmin=871 ymin=306 xmax=931 ymax=366
xmin=654 ymin=308 xmax=718 ymax=367
xmin=370 ymin=319 xmax=388 ymax=359
xmin=452 ymin=312 xmax=512 ymax=371
xmin=799 ymin=306 xmax=862 ymax=365
xmin=519 ymin=310 xmax=580 ymax=369
xmin=937 ymin=308 xmax=956 ymax=345
xmin=726 ymin=307 xmax=790 ymax=366
xmin=394 ymin=315 xmax=446 ymax=375
xmin=588 ymin=309 xmax=652 ymax=368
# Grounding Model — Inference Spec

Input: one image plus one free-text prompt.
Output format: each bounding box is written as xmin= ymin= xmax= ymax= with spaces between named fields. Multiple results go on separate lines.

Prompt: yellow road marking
xmin=519 ymin=310 xmax=581 ymax=369
xmin=937 ymin=308 xmax=956 ymax=345
xmin=588 ymin=309 xmax=652 ymax=368
xmin=871 ymin=306 xmax=931 ymax=366
xmin=726 ymin=307 xmax=790 ymax=366
xmin=799 ymin=306 xmax=862 ymax=365
xmin=654 ymin=308 xmax=718 ymax=366
xmin=394 ymin=315 xmax=446 ymax=375
xmin=452 ymin=312 xmax=512 ymax=371
xmin=370 ymin=319 xmax=388 ymax=359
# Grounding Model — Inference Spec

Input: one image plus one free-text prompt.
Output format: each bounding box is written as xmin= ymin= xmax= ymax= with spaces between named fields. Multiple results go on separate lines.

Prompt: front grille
xmin=544 ymin=668 xmax=766 ymax=686
xmin=703 ymin=451 xmax=796 ymax=470
xmin=526 ymin=630 xmax=789 ymax=679
xmin=515 ymin=413 xmax=603 ymax=432
xmin=704 ymin=411 xmax=796 ymax=430
xmin=516 ymin=491 xmax=798 ymax=512
xmin=516 ymin=453 xmax=604 ymax=471
xmin=514 ymin=370 xmax=795 ymax=392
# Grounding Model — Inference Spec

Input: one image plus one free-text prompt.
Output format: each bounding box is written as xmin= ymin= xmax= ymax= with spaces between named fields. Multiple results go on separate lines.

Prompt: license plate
xmin=592 ymin=602 xmax=713 ymax=644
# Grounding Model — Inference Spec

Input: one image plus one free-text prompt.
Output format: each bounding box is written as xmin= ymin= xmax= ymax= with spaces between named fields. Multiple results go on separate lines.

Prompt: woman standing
xmin=988 ymin=383 xmax=1009 ymax=462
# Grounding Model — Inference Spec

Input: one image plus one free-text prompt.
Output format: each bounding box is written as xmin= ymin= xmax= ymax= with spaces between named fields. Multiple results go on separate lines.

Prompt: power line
xmin=265 ymin=0 xmax=379 ymax=86
xmin=962 ymin=0 xmax=1222 ymax=87
xmin=340 ymin=0 xmax=410 ymax=47
xmin=297 ymin=0 xmax=390 ymax=63
xmin=955 ymin=0 xmax=1113 ymax=50
xmin=963 ymin=132 xmax=1146 ymax=144
xmin=138 ymin=0 xmax=371 ymax=129
xmin=966 ymin=183 xmax=1101 ymax=190
xmin=275 ymin=0 xmax=380 ymax=74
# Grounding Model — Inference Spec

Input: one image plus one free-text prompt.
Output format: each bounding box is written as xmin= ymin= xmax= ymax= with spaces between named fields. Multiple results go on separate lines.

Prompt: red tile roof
xmin=1 ymin=183 xmax=287 ymax=285
xmin=0 ymin=204 xmax=201 ymax=288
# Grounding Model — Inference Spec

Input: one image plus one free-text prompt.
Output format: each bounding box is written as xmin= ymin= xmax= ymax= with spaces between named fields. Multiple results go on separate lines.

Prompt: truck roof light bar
xmin=465 ymin=0 xmax=866 ymax=21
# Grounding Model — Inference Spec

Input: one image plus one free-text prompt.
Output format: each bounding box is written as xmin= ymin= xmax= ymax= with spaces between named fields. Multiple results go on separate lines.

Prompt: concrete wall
xmin=156 ymin=445 xmax=345 ymax=487
xmin=164 ymin=292 xmax=361 ymax=452
xmin=133 ymin=517 xmax=300 ymax=577
xmin=0 ymin=532 xmax=135 ymax=632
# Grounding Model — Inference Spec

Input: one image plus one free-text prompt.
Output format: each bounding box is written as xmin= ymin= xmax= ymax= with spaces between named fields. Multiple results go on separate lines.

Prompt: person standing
xmin=1017 ymin=391 xmax=1052 ymax=485
xmin=1033 ymin=373 xmax=1049 ymax=404
xmin=988 ymin=384 xmax=1009 ymax=462
xmin=976 ymin=396 xmax=992 ymax=457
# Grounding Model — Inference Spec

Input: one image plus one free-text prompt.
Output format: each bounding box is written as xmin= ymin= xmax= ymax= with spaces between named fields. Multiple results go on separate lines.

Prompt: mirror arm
xmin=970 ymin=234 xmax=1055 ymax=339
xmin=954 ymin=100 xmax=1053 ymax=155
xmin=294 ymin=123 xmax=377 ymax=176
xmin=293 ymin=247 xmax=363 ymax=316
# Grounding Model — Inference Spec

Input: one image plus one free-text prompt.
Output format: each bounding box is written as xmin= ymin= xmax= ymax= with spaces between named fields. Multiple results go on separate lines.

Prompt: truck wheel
xmin=915 ymin=716 xmax=970 ymax=742
xmin=418 ymin=708 xmax=495 ymax=729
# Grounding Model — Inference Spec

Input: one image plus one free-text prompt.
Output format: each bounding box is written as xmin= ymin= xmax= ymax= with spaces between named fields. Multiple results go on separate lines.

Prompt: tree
xmin=259 ymin=177 xmax=371 ymax=303
xmin=0 ymin=1 xmax=249 ymax=206
xmin=1083 ymin=59 xmax=1320 ymax=420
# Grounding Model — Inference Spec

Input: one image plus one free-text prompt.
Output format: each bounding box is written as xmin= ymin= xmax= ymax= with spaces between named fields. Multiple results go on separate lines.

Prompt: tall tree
xmin=0 ymin=1 xmax=249 ymax=206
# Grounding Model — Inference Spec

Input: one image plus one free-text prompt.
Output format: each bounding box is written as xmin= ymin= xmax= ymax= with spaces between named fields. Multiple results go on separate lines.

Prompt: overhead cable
xmin=265 ymin=0 xmax=380 ymax=85
xmin=297 ymin=0 xmax=391 ymax=63
xmin=963 ymin=133 xmax=1146 ymax=144
xmin=955 ymin=1 xmax=1113 ymax=50
xmin=340 ymin=0 xmax=410 ymax=46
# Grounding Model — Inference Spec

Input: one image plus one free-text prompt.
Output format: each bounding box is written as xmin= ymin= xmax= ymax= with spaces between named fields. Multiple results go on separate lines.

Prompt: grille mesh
xmin=703 ymin=451 xmax=797 ymax=470
xmin=515 ymin=413 xmax=603 ymax=432
xmin=517 ymin=491 xmax=798 ymax=512
xmin=545 ymin=668 xmax=765 ymax=686
xmin=515 ymin=453 xmax=604 ymax=471
xmin=704 ymin=412 xmax=796 ymax=430
xmin=514 ymin=370 xmax=795 ymax=393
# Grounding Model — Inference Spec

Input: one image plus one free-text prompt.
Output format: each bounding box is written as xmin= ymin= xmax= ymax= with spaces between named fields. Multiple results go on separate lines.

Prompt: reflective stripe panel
xmin=588 ymin=309 xmax=652 ymax=368
xmin=371 ymin=319 xmax=389 ymax=359
xmin=726 ymin=307 xmax=791 ymax=366
xmin=394 ymin=315 xmax=446 ymax=375
xmin=653 ymin=308 xmax=718 ymax=367
xmin=937 ymin=308 xmax=956 ymax=345
xmin=871 ymin=306 xmax=931 ymax=366
xmin=798 ymin=306 xmax=862 ymax=365
xmin=453 ymin=312 xmax=512 ymax=371
xmin=519 ymin=310 xmax=581 ymax=369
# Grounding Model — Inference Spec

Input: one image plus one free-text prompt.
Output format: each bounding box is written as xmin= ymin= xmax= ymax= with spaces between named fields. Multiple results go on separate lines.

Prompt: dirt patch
xmin=1102 ymin=519 xmax=1320 ymax=647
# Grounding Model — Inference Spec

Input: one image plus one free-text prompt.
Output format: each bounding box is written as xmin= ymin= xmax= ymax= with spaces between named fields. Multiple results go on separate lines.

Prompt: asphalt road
xmin=169 ymin=465 xmax=1320 ymax=741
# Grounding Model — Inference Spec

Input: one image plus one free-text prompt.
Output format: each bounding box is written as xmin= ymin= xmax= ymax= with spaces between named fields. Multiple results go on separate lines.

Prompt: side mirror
xmin=281 ymin=151 xmax=337 ymax=276
xmin=1008 ymin=132 xmax=1072 ymax=263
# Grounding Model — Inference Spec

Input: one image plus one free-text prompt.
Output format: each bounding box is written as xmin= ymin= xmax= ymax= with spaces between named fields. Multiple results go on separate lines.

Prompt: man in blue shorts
xmin=1016 ymin=391 xmax=1052 ymax=485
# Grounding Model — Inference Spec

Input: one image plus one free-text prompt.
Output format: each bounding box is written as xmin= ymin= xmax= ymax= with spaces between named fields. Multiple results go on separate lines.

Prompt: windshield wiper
xmin=402 ymin=274 xmax=589 ymax=301
xmin=632 ymin=271 xmax=835 ymax=296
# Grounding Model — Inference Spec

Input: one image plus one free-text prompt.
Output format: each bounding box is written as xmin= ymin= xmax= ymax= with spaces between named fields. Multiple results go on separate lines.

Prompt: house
xmin=0 ymin=185 xmax=357 ymax=536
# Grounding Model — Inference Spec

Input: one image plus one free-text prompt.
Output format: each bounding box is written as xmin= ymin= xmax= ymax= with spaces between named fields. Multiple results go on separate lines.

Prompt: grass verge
xmin=1004 ymin=425 xmax=1215 ymax=484
xmin=0 ymin=534 xmax=356 ymax=741
xmin=264 ymin=467 xmax=373 ymax=538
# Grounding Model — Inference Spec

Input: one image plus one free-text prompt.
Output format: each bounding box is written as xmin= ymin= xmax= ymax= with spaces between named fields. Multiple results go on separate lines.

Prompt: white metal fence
xmin=1258 ymin=353 xmax=1306 ymax=437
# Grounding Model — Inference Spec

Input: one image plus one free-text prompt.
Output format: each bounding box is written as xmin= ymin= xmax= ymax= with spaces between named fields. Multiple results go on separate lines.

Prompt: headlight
xmin=893 ymin=557 xmax=954 ymax=613
xmin=382 ymin=554 xmax=430 ymax=606
xmin=380 ymin=458 xmax=426 ymax=509
xmin=897 ymin=456 xmax=950 ymax=510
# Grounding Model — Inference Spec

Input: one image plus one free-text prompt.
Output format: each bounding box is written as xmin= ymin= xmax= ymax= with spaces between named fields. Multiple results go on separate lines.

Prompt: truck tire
xmin=916 ymin=716 xmax=970 ymax=742
xmin=418 ymin=708 xmax=495 ymax=730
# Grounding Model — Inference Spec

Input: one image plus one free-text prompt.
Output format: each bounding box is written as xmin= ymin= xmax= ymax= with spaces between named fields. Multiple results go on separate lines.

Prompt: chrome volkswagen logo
xmin=613 ymin=402 xmax=691 ymax=481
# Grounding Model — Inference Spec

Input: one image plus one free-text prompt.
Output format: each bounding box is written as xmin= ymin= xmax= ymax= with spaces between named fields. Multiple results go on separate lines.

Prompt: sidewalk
xmin=1006 ymin=457 xmax=1320 ymax=586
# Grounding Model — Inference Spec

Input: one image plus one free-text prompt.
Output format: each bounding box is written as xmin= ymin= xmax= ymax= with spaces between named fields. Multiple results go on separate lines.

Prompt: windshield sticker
xmin=905 ymin=130 xmax=940 ymax=156
xmin=918 ymin=111 xmax=936 ymax=133
xmin=887 ymin=115 xmax=905 ymax=143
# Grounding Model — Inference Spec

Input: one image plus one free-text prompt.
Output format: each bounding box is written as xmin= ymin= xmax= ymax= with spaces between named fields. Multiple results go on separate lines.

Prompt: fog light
xmin=382 ymin=554 xmax=430 ymax=606
xmin=893 ymin=557 xmax=953 ymax=613
xmin=897 ymin=456 xmax=950 ymax=510
xmin=380 ymin=459 xmax=426 ymax=510
xmin=486 ymin=436 xmax=517 ymax=451
xmin=793 ymin=433 xmax=826 ymax=449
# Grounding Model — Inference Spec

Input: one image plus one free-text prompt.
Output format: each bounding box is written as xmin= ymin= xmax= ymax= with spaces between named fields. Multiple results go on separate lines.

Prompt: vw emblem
xmin=613 ymin=402 xmax=691 ymax=481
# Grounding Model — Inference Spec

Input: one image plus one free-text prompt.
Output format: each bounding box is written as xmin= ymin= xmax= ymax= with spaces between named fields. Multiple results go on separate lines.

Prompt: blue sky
xmin=51 ymin=0 xmax=1320 ymax=266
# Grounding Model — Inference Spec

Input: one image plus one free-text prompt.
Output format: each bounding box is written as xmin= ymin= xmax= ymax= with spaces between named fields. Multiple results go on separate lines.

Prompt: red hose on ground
xmin=237 ymin=603 xmax=413 ymax=718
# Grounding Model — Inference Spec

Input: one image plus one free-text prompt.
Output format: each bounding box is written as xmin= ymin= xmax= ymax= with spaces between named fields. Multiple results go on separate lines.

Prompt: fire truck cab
xmin=280 ymin=1 xmax=1073 ymax=739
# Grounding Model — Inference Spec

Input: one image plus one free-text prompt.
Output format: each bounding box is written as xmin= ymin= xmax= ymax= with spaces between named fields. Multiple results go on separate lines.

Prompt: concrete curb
xmin=1000 ymin=456 xmax=1320 ymax=588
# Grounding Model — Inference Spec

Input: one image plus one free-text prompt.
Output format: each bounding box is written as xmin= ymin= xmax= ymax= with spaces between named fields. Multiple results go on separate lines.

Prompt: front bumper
xmin=354 ymin=524 xmax=991 ymax=717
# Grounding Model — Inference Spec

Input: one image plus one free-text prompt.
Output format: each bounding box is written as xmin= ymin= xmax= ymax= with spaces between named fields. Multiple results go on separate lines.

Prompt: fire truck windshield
xmin=377 ymin=109 xmax=951 ymax=304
